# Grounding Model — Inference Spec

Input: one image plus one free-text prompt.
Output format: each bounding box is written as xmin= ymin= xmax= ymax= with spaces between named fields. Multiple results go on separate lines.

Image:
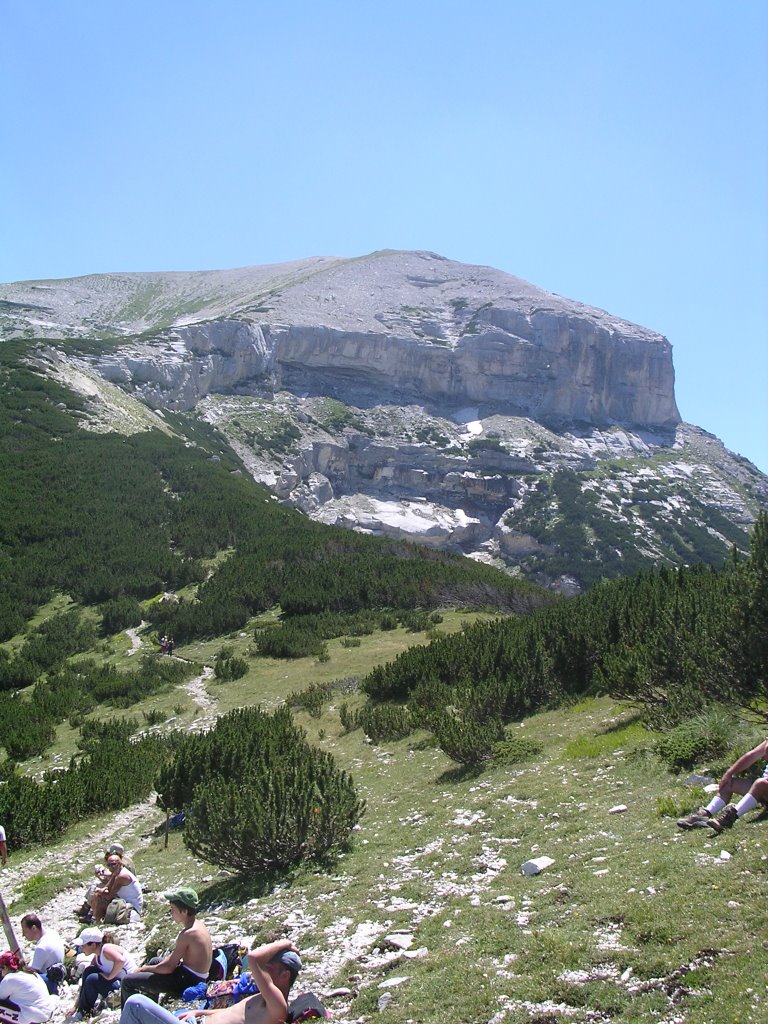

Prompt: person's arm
xmin=722 ymin=740 xmax=768 ymax=781
xmin=143 ymin=935 xmax=185 ymax=975
xmin=100 ymin=945 xmax=127 ymax=981
xmin=246 ymin=941 xmax=293 ymax=1023
xmin=105 ymin=867 xmax=131 ymax=897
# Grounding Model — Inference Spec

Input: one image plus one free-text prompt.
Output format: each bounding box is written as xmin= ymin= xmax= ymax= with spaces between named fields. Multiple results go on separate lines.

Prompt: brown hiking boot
xmin=706 ymin=804 xmax=738 ymax=834
xmin=676 ymin=807 xmax=711 ymax=830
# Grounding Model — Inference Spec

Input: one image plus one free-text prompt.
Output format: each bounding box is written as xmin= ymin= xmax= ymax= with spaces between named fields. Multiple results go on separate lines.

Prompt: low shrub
xmin=432 ymin=712 xmax=505 ymax=766
xmin=653 ymin=706 xmax=737 ymax=772
xmin=491 ymin=735 xmax=544 ymax=766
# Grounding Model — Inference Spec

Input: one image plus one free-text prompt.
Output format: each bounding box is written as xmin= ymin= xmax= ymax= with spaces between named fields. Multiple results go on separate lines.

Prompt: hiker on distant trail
xmin=67 ymin=928 xmax=137 ymax=1021
xmin=19 ymin=916 xmax=64 ymax=995
xmin=121 ymin=939 xmax=302 ymax=1024
xmin=0 ymin=824 xmax=7 ymax=867
xmin=677 ymin=737 xmax=768 ymax=834
xmin=167 ymin=638 xmax=175 ymax=657
xmin=160 ymin=636 xmax=168 ymax=655
xmin=120 ymin=888 xmax=211 ymax=1007
xmin=0 ymin=952 xmax=54 ymax=1024
xmin=89 ymin=854 xmax=143 ymax=923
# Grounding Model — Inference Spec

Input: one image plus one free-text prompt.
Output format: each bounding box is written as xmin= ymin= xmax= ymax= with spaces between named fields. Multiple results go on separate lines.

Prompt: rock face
xmin=2 ymin=250 xmax=765 ymax=590
xmin=0 ymin=250 xmax=680 ymax=430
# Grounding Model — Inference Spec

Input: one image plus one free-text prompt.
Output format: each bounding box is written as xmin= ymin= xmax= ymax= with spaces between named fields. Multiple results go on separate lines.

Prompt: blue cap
xmin=272 ymin=950 xmax=302 ymax=976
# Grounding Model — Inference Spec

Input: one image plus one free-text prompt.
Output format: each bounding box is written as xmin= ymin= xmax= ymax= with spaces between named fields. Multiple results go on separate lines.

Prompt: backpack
xmin=104 ymin=897 xmax=133 ymax=925
xmin=208 ymin=943 xmax=245 ymax=981
xmin=287 ymin=993 xmax=328 ymax=1022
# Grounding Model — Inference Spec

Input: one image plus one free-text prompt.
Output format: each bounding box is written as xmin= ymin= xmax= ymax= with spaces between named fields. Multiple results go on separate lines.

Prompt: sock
xmin=705 ymin=796 xmax=726 ymax=816
xmin=735 ymin=793 xmax=759 ymax=817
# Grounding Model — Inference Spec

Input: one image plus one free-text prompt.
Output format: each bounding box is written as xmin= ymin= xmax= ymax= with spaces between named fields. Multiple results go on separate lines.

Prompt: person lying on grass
xmin=677 ymin=737 xmax=768 ymax=834
xmin=121 ymin=940 xmax=302 ymax=1024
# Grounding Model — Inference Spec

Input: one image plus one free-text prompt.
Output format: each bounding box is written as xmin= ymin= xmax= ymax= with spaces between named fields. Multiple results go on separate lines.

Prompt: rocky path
xmin=181 ymin=664 xmax=217 ymax=731
xmin=124 ymin=621 xmax=147 ymax=657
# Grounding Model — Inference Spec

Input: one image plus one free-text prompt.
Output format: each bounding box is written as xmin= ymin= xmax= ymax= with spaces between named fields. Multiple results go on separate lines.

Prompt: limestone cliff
xmin=0 ymin=250 xmax=679 ymax=430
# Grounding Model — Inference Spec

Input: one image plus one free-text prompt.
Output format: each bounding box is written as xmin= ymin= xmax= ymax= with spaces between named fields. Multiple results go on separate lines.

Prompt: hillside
xmin=2 ymin=653 xmax=766 ymax=1024
xmin=2 ymin=251 xmax=766 ymax=591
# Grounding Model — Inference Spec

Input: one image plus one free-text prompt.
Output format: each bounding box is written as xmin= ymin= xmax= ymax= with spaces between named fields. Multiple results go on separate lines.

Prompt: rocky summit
xmin=1 ymin=249 xmax=765 ymax=589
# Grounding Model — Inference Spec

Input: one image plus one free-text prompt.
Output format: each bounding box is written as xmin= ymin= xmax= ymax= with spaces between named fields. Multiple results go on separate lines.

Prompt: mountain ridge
xmin=2 ymin=250 xmax=765 ymax=590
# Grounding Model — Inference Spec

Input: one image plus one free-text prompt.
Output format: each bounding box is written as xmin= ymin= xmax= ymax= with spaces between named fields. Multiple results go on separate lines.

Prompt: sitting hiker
xmin=68 ymin=928 xmax=137 ymax=1021
xmin=121 ymin=939 xmax=302 ymax=1024
xmin=19 ymin=916 xmax=65 ymax=995
xmin=106 ymin=844 xmax=136 ymax=875
xmin=0 ymin=952 xmax=54 ymax=1024
xmin=120 ymin=889 xmax=211 ymax=1007
xmin=90 ymin=855 xmax=143 ymax=924
xmin=678 ymin=736 xmax=768 ymax=833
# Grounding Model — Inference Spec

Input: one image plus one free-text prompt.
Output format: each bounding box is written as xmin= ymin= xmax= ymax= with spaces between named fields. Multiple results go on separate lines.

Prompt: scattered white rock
xmin=377 ymin=991 xmax=393 ymax=1011
xmin=609 ymin=804 xmax=628 ymax=814
xmin=521 ymin=856 xmax=555 ymax=876
xmin=719 ymin=850 xmax=732 ymax=861
xmin=378 ymin=976 xmax=410 ymax=989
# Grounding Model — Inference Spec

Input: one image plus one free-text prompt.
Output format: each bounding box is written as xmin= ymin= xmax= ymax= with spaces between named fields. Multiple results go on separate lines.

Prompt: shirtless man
xmin=121 ymin=939 xmax=301 ymax=1024
xmin=120 ymin=888 xmax=212 ymax=1006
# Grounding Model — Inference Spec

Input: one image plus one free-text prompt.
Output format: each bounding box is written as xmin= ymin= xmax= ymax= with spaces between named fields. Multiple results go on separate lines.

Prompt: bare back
xmin=174 ymin=918 xmax=212 ymax=977
xmin=202 ymin=992 xmax=286 ymax=1024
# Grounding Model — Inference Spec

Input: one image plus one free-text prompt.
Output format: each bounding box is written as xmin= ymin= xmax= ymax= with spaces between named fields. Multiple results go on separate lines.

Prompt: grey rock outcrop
xmin=1 ymin=250 xmax=680 ymax=430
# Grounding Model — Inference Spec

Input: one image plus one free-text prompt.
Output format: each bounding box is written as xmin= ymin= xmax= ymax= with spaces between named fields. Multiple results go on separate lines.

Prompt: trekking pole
xmin=0 ymin=888 xmax=23 ymax=959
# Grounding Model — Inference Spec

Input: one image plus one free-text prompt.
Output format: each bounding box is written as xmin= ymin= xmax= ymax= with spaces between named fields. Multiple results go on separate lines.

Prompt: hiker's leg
xmin=120 ymin=971 xmax=167 ymax=1007
xmin=121 ymin=995 xmax=180 ymax=1024
xmin=79 ymin=967 xmax=103 ymax=1013
xmin=732 ymin=777 xmax=768 ymax=818
xmin=705 ymin=774 xmax=753 ymax=816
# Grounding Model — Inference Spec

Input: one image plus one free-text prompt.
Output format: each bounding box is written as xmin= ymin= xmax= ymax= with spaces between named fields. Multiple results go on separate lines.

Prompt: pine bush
xmin=432 ymin=712 xmax=505 ymax=766
xmin=156 ymin=706 xmax=365 ymax=873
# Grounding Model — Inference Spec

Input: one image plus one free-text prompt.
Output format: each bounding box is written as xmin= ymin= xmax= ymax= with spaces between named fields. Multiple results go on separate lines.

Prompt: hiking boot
xmin=676 ymin=806 xmax=711 ymax=830
xmin=706 ymin=804 xmax=738 ymax=834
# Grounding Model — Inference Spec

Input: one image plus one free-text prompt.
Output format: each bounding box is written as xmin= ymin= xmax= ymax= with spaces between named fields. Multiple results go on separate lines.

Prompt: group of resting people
xmin=5 ymin=738 xmax=767 ymax=1024
xmin=0 ymin=845 xmax=304 ymax=1024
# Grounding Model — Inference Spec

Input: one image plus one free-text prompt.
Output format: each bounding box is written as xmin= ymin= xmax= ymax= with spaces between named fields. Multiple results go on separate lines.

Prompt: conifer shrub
xmin=78 ymin=717 xmax=138 ymax=752
xmin=432 ymin=712 xmax=505 ymax=766
xmin=156 ymin=706 xmax=364 ymax=873
xmin=338 ymin=702 xmax=355 ymax=733
xmin=286 ymin=681 xmax=335 ymax=718
xmin=491 ymin=734 xmax=544 ymax=766
xmin=0 ymin=735 xmax=171 ymax=848
xmin=354 ymin=703 xmax=413 ymax=743
xmin=213 ymin=650 xmax=249 ymax=681
xmin=100 ymin=596 xmax=143 ymax=635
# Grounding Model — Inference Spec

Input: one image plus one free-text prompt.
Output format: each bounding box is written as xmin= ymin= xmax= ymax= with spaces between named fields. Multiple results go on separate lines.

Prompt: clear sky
xmin=3 ymin=1 xmax=767 ymax=472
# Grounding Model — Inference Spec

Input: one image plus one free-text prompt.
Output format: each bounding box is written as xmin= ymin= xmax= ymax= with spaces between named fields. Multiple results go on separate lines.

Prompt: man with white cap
xmin=121 ymin=939 xmax=303 ymax=1024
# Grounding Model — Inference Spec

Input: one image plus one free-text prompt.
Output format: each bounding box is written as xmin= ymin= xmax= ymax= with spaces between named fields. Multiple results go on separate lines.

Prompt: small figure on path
xmin=0 ymin=823 xmax=7 ymax=867
xmin=677 ymin=737 xmax=768 ymax=833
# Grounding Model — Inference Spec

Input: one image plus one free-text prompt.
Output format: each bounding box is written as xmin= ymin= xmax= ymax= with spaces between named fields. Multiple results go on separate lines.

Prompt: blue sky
xmin=3 ymin=1 xmax=767 ymax=472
